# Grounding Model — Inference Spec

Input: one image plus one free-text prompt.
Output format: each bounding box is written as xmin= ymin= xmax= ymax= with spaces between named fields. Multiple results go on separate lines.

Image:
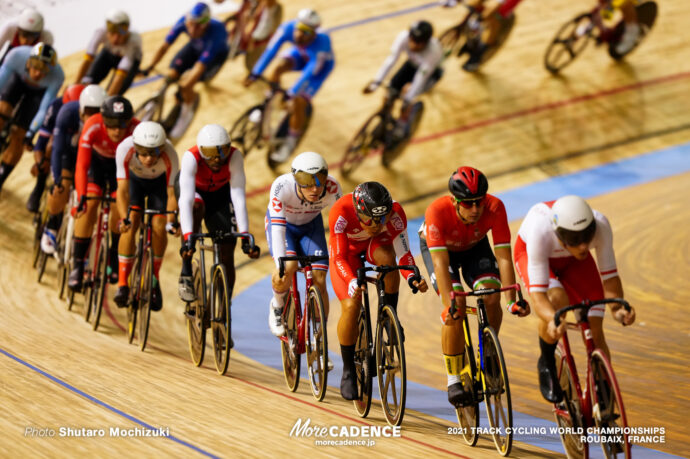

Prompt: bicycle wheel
xmin=341 ymin=113 xmax=382 ymax=178
xmin=55 ymin=218 xmax=69 ymax=299
xmin=353 ymin=308 xmax=373 ymax=418
xmin=91 ymin=233 xmax=109 ymax=331
xmin=134 ymin=97 xmax=160 ymax=123
xmin=211 ymin=264 xmax=232 ymax=375
xmin=589 ymin=349 xmax=631 ymax=458
xmin=455 ymin=341 xmax=480 ymax=446
xmin=544 ymin=13 xmax=593 ymax=74
xmin=382 ymin=102 xmax=424 ymax=168
xmin=482 ymin=327 xmax=513 ymax=456
xmin=281 ymin=292 xmax=301 ymax=392
xmin=375 ymin=305 xmax=407 ymax=426
xmin=137 ymin=245 xmax=154 ymax=351
xmin=555 ymin=345 xmax=587 ymax=458
xmin=32 ymin=212 xmax=45 ymax=268
xmin=36 ymin=250 xmax=48 ymax=283
xmin=439 ymin=25 xmax=467 ymax=59
xmin=305 ymin=286 xmax=328 ymax=401
xmin=608 ymin=1 xmax=657 ymax=60
xmin=185 ymin=258 xmax=206 ymax=366
xmin=229 ymin=105 xmax=263 ymax=156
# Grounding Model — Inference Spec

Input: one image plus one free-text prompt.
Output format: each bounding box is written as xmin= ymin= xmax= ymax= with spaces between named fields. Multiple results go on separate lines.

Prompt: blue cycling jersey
xmin=34 ymin=97 xmax=62 ymax=154
xmin=51 ymin=100 xmax=82 ymax=178
xmin=165 ymin=17 xmax=228 ymax=66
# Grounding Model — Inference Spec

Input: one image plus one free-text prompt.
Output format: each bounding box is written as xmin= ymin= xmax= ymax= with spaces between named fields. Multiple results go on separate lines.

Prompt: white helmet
xmin=197 ymin=124 xmax=231 ymax=160
xmin=79 ymin=84 xmax=107 ymax=113
xmin=297 ymin=8 xmax=321 ymax=29
xmin=292 ymin=151 xmax=328 ymax=187
xmin=551 ymin=195 xmax=596 ymax=246
xmin=106 ymin=9 xmax=130 ymax=26
xmin=133 ymin=121 xmax=166 ymax=149
xmin=18 ymin=8 xmax=44 ymax=33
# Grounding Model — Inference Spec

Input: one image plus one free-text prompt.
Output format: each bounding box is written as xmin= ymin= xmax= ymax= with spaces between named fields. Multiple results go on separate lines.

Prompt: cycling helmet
xmin=62 ymin=84 xmax=85 ymax=104
xmin=105 ymin=9 xmax=130 ymax=34
xmin=448 ymin=166 xmax=488 ymax=201
xmin=187 ymin=2 xmax=211 ymax=24
xmin=133 ymin=121 xmax=166 ymax=156
xmin=28 ymin=42 xmax=57 ymax=68
xmin=18 ymin=9 xmax=44 ymax=34
xmin=551 ymin=195 xmax=597 ymax=247
xmin=297 ymin=8 xmax=321 ymax=30
xmin=352 ymin=181 xmax=393 ymax=222
xmin=197 ymin=124 xmax=232 ymax=161
xmin=291 ymin=151 xmax=328 ymax=188
xmin=409 ymin=20 xmax=433 ymax=44
xmin=101 ymin=95 xmax=133 ymax=127
xmin=79 ymin=84 xmax=107 ymax=113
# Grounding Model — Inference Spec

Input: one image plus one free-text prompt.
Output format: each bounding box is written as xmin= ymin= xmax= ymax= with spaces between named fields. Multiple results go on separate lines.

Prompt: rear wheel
xmin=126 ymin=248 xmax=142 ymax=344
xmin=185 ymin=258 xmax=206 ymax=366
xmin=455 ymin=340 xmax=480 ymax=446
xmin=90 ymin=234 xmax=109 ymax=331
xmin=382 ymin=102 xmax=424 ymax=168
xmin=555 ymin=345 xmax=587 ymax=458
xmin=544 ymin=13 xmax=593 ymax=74
xmin=608 ymin=1 xmax=658 ymax=60
xmin=375 ymin=305 xmax=406 ymax=426
xmin=134 ymin=97 xmax=160 ymax=123
xmin=482 ymin=327 xmax=513 ymax=456
xmin=341 ymin=113 xmax=382 ymax=178
xmin=353 ymin=308 xmax=373 ymax=418
xmin=211 ymin=264 xmax=232 ymax=375
xmin=229 ymin=105 xmax=263 ymax=156
xmin=305 ymin=286 xmax=328 ymax=401
xmin=137 ymin=246 xmax=153 ymax=351
xmin=281 ymin=292 xmax=301 ymax=392
xmin=36 ymin=250 xmax=48 ymax=283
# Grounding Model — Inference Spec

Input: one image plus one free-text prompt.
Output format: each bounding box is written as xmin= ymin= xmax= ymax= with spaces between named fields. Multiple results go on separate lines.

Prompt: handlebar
xmin=188 ymin=231 xmax=255 ymax=249
xmin=356 ymin=264 xmax=421 ymax=293
xmin=554 ymin=298 xmax=631 ymax=327
xmin=250 ymin=74 xmax=288 ymax=96
xmin=449 ymin=283 xmax=524 ymax=317
xmin=278 ymin=255 xmax=329 ymax=278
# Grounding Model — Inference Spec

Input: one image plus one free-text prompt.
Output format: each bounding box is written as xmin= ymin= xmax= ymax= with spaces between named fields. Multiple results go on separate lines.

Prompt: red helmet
xmin=448 ymin=166 xmax=488 ymax=200
xmin=62 ymin=84 xmax=86 ymax=103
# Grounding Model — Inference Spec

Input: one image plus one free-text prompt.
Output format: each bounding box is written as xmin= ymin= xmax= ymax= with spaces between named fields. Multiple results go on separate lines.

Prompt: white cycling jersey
xmin=115 ymin=136 xmax=179 ymax=186
xmin=85 ymin=28 xmax=143 ymax=72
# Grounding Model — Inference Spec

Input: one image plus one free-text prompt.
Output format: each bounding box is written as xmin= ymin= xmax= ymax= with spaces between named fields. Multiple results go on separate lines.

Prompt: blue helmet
xmin=187 ymin=2 xmax=211 ymax=24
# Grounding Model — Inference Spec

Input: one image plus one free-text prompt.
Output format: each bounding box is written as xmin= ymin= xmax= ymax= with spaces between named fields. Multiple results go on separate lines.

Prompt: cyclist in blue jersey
xmin=0 ymin=43 xmax=64 ymax=196
xmin=244 ymin=8 xmax=334 ymax=164
xmin=142 ymin=2 xmax=229 ymax=141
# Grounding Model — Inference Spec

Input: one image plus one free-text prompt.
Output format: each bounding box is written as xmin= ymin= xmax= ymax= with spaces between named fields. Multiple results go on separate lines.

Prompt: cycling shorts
xmin=390 ymin=60 xmax=443 ymax=94
xmin=83 ymin=49 xmax=140 ymax=95
xmin=265 ymin=211 xmax=328 ymax=271
xmin=86 ymin=153 xmax=117 ymax=197
xmin=129 ymin=173 xmax=167 ymax=212
xmin=0 ymin=72 xmax=46 ymax=131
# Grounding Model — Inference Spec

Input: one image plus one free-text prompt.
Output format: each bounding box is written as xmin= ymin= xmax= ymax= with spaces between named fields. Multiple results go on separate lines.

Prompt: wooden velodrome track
xmin=1 ymin=0 xmax=689 ymax=457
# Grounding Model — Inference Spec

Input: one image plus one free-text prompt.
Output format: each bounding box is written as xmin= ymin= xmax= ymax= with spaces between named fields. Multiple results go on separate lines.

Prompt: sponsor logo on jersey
xmin=430 ymin=223 xmax=441 ymax=240
xmin=272 ymin=197 xmax=282 ymax=212
xmin=326 ymin=179 xmax=338 ymax=195
xmin=334 ymin=215 xmax=347 ymax=233
xmin=391 ymin=215 xmax=404 ymax=231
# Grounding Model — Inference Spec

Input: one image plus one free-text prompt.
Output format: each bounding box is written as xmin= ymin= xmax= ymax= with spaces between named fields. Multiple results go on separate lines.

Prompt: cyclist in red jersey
xmin=329 ymin=181 xmax=428 ymax=400
xmin=68 ymin=96 xmax=138 ymax=291
xmin=514 ymin=195 xmax=635 ymax=403
xmin=419 ymin=166 xmax=528 ymax=407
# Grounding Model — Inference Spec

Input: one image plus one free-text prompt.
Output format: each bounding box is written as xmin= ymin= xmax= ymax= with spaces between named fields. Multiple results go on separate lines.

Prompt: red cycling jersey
xmin=74 ymin=114 xmax=138 ymax=199
xmin=188 ymin=145 xmax=238 ymax=192
xmin=422 ymin=194 xmax=511 ymax=252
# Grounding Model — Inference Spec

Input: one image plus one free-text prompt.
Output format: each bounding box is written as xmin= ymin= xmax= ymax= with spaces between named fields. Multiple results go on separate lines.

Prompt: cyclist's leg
xmin=82 ymin=49 xmax=119 ymax=85
xmin=70 ymin=181 xmax=103 ymax=288
xmin=112 ymin=59 xmax=140 ymax=96
xmin=105 ymin=172 xmax=121 ymax=283
xmin=203 ymin=187 xmax=237 ymax=294
xmin=115 ymin=177 xmax=142 ymax=304
xmin=614 ymin=0 xmax=641 ymax=54
xmin=167 ymin=43 xmax=200 ymax=139
xmin=146 ymin=176 xmax=169 ymax=309
xmin=459 ymin=236 xmax=503 ymax=331
xmin=389 ymin=61 xmax=416 ymax=119
xmin=366 ymin=237 xmax=400 ymax=308
xmin=300 ymin=214 xmax=330 ymax=316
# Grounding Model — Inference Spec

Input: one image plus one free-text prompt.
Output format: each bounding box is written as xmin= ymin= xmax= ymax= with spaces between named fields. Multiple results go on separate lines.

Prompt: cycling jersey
xmin=50 ymin=101 xmax=82 ymax=180
xmin=84 ymin=28 xmax=143 ymax=73
xmin=0 ymin=45 xmax=64 ymax=136
xmin=373 ymin=30 xmax=443 ymax=103
xmin=0 ymin=21 xmax=54 ymax=49
xmin=177 ymin=145 xmax=248 ymax=239
xmin=115 ymin=137 xmax=179 ymax=184
xmin=266 ymin=172 xmax=342 ymax=266
xmin=33 ymin=96 xmax=62 ymax=154
xmin=165 ymin=17 xmax=228 ymax=66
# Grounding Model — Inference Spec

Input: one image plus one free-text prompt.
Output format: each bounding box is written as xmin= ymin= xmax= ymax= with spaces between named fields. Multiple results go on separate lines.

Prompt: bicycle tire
xmin=138 ymin=245 xmax=154 ymax=351
xmin=608 ymin=1 xmax=657 ymax=60
xmin=382 ymin=102 xmax=424 ymax=168
xmin=126 ymin=249 xmax=141 ymax=345
xmin=554 ymin=345 xmax=587 ymax=458
xmin=353 ymin=307 xmax=373 ymax=418
xmin=229 ymin=104 xmax=263 ymax=156
xmin=439 ymin=24 xmax=467 ymax=60
xmin=211 ymin=264 xmax=232 ymax=375
xmin=134 ymin=97 xmax=160 ymax=123
xmin=91 ymin=233 xmax=109 ymax=331
xmin=55 ymin=218 xmax=68 ymax=299
xmin=589 ymin=349 xmax=631 ymax=458
xmin=482 ymin=326 xmax=513 ymax=456
xmin=186 ymin=258 xmax=206 ymax=366
xmin=305 ymin=286 xmax=328 ymax=401
xmin=281 ymin=292 xmax=301 ymax=392
xmin=32 ymin=212 xmax=45 ymax=268
xmin=375 ymin=305 xmax=407 ymax=426
xmin=544 ymin=13 xmax=593 ymax=74
xmin=341 ymin=113 xmax=382 ymax=178
xmin=67 ymin=287 xmax=76 ymax=311
xmin=36 ymin=250 xmax=48 ymax=283
xmin=455 ymin=339 xmax=480 ymax=446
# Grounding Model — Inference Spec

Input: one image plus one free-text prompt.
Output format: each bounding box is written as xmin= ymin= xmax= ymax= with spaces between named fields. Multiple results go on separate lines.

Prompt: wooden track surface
xmin=1 ymin=0 xmax=689 ymax=456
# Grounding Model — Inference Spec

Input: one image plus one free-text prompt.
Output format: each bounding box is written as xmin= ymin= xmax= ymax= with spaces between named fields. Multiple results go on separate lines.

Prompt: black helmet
xmin=352 ymin=182 xmax=393 ymax=222
xmin=100 ymin=95 xmax=133 ymax=124
xmin=448 ymin=166 xmax=488 ymax=200
xmin=409 ymin=20 xmax=433 ymax=44
xmin=28 ymin=42 xmax=57 ymax=67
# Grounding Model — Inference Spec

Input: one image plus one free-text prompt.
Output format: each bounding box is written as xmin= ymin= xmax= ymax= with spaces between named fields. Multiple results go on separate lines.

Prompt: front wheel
xmin=280 ymin=292 xmax=301 ymax=392
xmin=482 ymin=327 xmax=513 ymax=456
xmin=91 ymin=234 xmax=109 ymax=331
xmin=455 ymin=340 xmax=480 ymax=446
xmin=589 ymin=349 xmax=631 ymax=458
xmin=137 ymin=246 xmax=154 ymax=351
xmin=375 ymin=305 xmax=406 ymax=426
xmin=126 ymin=248 xmax=142 ymax=344
xmin=544 ymin=13 xmax=594 ymax=74
xmin=555 ymin=345 xmax=587 ymax=458
xmin=305 ymin=286 xmax=328 ymax=401
xmin=353 ymin=307 xmax=373 ymax=418
xmin=185 ymin=258 xmax=206 ymax=366
xmin=341 ymin=113 xmax=383 ymax=178
xmin=211 ymin=264 xmax=232 ymax=375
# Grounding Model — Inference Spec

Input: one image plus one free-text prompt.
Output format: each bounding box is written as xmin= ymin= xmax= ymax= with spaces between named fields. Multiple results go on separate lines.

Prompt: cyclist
xmin=68 ymin=96 xmax=138 ymax=291
xmin=26 ymin=84 xmax=84 ymax=214
xmin=0 ymin=43 xmax=64 ymax=195
xmin=177 ymin=124 xmax=260 ymax=304
xmin=419 ymin=166 xmax=529 ymax=407
xmin=114 ymin=121 xmax=180 ymax=311
xmin=224 ymin=0 xmax=283 ymax=70
xmin=265 ymin=151 xmax=341 ymax=337
xmin=142 ymin=2 xmax=229 ymax=141
xmin=364 ymin=20 xmax=442 ymax=139
xmin=73 ymin=10 xmax=143 ymax=96
xmin=329 ymin=181 xmax=428 ymax=400
xmin=244 ymin=8 xmax=335 ymax=164
xmin=0 ymin=8 xmax=53 ymax=62
xmin=41 ymin=85 xmax=107 ymax=255
xmin=609 ymin=0 xmax=641 ymax=55
xmin=514 ymin=195 xmax=636 ymax=403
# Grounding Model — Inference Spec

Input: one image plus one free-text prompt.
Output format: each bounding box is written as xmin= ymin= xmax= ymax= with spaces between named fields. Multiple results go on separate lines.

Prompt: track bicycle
xmin=439 ymin=0 xmax=516 ymax=72
xmin=133 ymin=75 xmax=197 ymax=138
xmin=229 ymin=75 xmax=312 ymax=168
xmin=122 ymin=206 xmax=178 ymax=351
xmin=544 ymin=0 xmax=658 ymax=74
xmin=341 ymin=86 xmax=423 ymax=177
xmin=449 ymin=284 xmax=524 ymax=456
xmin=277 ymin=254 xmax=330 ymax=401
xmin=553 ymin=298 xmax=633 ymax=459
xmin=183 ymin=231 xmax=256 ymax=375
xmin=352 ymin=263 xmax=422 ymax=427
xmin=32 ymin=179 xmax=52 ymax=277
xmin=57 ymin=190 xmax=78 ymax=304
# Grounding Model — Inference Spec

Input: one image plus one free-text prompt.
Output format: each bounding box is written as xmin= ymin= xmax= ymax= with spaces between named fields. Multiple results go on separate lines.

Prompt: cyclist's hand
xmin=23 ymin=135 xmax=34 ymax=152
xmin=180 ymin=239 xmax=195 ymax=258
xmin=118 ymin=218 xmax=132 ymax=233
xmin=407 ymin=275 xmax=428 ymax=293
xmin=547 ymin=318 xmax=566 ymax=342
xmin=613 ymin=305 xmax=635 ymax=326
xmin=241 ymin=237 xmax=260 ymax=259
xmin=243 ymin=74 xmax=257 ymax=87
xmin=444 ymin=296 xmax=464 ymax=324
xmin=166 ymin=221 xmax=180 ymax=236
xmin=72 ymin=195 xmax=87 ymax=218
xmin=508 ymin=299 xmax=531 ymax=317
xmin=348 ymin=278 xmax=365 ymax=298
xmin=363 ymin=81 xmax=380 ymax=94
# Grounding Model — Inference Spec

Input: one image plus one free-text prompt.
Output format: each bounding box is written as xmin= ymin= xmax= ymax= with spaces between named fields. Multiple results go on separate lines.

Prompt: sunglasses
xmin=135 ymin=145 xmax=161 ymax=158
xmin=106 ymin=21 xmax=129 ymax=35
xmin=296 ymin=22 xmax=316 ymax=35
xmin=357 ymin=210 xmax=387 ymax=226
xmin=294 ymin=170 xmax=327 ymax=189
xmin=200 ymin=144 xmax=231 ymax=161
xmin=103 ymin=117 xmax=128 ymax=129
xmin=455 ymin=196 xmax=485 ymax=209
xmin=27 ymin=57 xmax=49 ymax=73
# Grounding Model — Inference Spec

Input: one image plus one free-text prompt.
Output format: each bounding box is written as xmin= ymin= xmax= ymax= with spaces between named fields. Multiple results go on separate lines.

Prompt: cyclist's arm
xmin=373 ymin=31 xmax=406 ymax=85
xmin=166 ymin=186 xmax=178 ymax=224
xmin=178 ymin=152 xmax=198 ymax=240
xmin=530 ymin=290 xmax=556 ymax=323
xmin=114 ymin=140 xmax=130 ymax=218
xmin=430 ymin=246 xmax=454 ymax=310
xmin=28 ymin=67 xmax=64 ymax=140
xmin=267 ymin=180 xmax=287 ymax=266
xmin=494 ymin=246 xmax=517 ymax=304
xmin=392 ymin=228 xmax=416 ymax=281
xmin=75 ymin=29 xmax=103 ymax=84
xmin=228 ymin=150 xmax=249 ymax=233
xmin=0 ymin=47 xmax=25 ymax=89
xmin=251 ymin=22 xmax=290 ymax=75
xmin=74 ymin=133 xmax=94 ymax=200
xmin=329 ymin=209 xmax=357 ymax=285
xmin=33 ymin=99 xmax=59 ymax=155
xmin=403 ymin=41 xmax=443 ymax=103
xmin=251 ymin=3 xmax=282 ymax=41
xmin=490 ymin=198 xmax=516 ymax=304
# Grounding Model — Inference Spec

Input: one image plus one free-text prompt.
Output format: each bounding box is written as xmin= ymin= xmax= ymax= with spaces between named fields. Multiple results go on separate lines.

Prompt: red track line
xmin=245 ymin=69 xmax=690 ymax=199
